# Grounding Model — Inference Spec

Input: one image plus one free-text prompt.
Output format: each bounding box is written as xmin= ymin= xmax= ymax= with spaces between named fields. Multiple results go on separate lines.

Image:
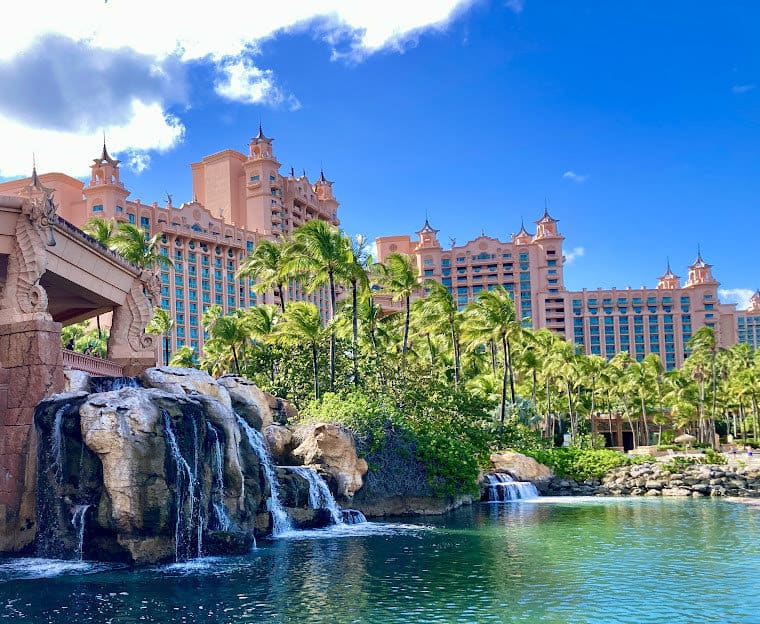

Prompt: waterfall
xmin=484 ymin=473 xmax=539 ymax=502
xmin=206 ymin=423 xmax=233 ymax=532
xmin=51 ymin=404 xmax=67 ymax=482
xmin=235 ymin=415 xmax=290 ymax=536
xmin=90 ymin=377 xmax=140 ymax=393
xmin=162 ymin=410 xmax=202 ymax=560
xmin=341 ymin=509 xmax=367 ymax=525
xmin=287 ymin=467 xmax=343 ymax=525
xmin=71 ymin=505 xmax=91 ymax=561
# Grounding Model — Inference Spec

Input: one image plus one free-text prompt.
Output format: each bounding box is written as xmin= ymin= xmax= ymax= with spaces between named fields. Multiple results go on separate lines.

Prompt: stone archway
xmin=0 ymin=181 xmax=157 ymax=551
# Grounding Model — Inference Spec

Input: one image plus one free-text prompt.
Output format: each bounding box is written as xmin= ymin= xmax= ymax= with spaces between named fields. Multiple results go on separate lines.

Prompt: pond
xmin=1 ymin=498 xmax=758 ymax=623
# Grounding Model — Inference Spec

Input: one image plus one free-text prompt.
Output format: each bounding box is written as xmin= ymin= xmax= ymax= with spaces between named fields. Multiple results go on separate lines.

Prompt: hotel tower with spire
xmin=0 ymin=128 xmax=339 ymax=360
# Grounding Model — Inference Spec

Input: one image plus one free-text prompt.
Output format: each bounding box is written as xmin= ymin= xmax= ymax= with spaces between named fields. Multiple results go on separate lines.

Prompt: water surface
xmin=1 ymin=498 xmax=757 ymax=623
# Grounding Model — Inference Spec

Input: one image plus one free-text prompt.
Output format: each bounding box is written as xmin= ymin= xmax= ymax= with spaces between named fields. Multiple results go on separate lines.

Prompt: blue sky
xmin=1 ymin=1 xmax=758 ymax=306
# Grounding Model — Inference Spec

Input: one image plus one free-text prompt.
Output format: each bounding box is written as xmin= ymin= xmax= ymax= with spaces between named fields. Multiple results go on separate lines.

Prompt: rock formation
xmin=292 ymin=423 xmax=368 ymax=499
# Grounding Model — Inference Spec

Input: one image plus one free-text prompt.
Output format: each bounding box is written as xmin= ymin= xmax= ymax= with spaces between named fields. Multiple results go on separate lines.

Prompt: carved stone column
xmin=0 ymin=319 xmax=63 ymax=551
xmin=107 ymin=270 xmax=159 ymax=376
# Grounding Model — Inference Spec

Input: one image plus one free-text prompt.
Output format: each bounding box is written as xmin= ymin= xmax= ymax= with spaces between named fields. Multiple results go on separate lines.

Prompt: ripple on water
xmin=0 ymin=557 xmax=116 ymax=581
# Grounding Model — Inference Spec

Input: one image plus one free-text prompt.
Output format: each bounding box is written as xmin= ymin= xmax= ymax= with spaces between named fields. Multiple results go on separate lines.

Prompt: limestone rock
xmin=79 ymin=387 xmax=173 ymax=562
xmin=63 ymin=369 xmax=90 ymax=393
xmin=264 ymin=424 xmax=295 ymax=464
xmin=490 ymin=451 xmax=553 ymax=482
xmin=139 ymin=367 xmax=231 ymax=408
xmin=217 ymin=375 xmax=273 ymax=430
xmin=292 ymin=423 xmax=368 ymax=499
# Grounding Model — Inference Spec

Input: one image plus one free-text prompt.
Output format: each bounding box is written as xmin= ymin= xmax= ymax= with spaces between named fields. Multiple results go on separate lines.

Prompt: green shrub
xmin=524 ymin=448 xmax=648 ymax=481
xmin=703 ymin=448 xmax=727 ymax=465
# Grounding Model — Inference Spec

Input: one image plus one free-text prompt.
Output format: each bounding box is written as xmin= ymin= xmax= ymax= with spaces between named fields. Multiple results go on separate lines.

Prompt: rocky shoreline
xmin=532 ymin=462 xmax=760 ymax=499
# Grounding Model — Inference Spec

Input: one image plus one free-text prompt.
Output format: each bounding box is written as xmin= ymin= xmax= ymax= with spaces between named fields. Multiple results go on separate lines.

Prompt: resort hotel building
xmin=0 ymin=126 xmax=339 ymax=359
xmin=376 ymin=212 xmax=758 ymax=370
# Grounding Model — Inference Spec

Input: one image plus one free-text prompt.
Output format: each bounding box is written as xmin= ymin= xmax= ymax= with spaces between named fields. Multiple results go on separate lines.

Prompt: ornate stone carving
xmin=1 ymin=200 xmax=51 ymax=320
xmin=109 ymin=278 xmax=157 ymax=356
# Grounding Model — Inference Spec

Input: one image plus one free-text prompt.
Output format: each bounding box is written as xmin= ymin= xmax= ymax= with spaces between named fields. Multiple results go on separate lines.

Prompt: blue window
xmin=250 ymin=175 xmax=260 ymax=182
xmin=441 ymin=258 xmax=451 ymax=267
xmin=92 ymin=204 xmax=103 ymax=212
xmin=127 ymin=213 xmax=135 ymax=224
xmin=424 ymin=269 xmax=434 ymax=276
xmin=115 ymin=205 xmax=123 ymax=213
xmin=140 ymin=216 xmax=150 ymax=228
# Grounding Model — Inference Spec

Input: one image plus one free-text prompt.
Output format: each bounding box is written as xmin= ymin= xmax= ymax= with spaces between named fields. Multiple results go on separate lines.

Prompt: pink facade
xmin=0 ymin=130 xmax=337 ymax=359
xmin=377 ymin=216 xmax=744 ymax=370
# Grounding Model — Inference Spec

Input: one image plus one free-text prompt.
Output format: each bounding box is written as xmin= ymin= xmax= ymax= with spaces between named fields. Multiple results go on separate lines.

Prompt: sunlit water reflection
xmin=1 ymin=499 xmax=758 ymax=623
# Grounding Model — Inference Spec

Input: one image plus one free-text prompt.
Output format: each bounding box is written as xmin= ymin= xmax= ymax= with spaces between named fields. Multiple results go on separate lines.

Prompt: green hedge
xmin=524 ymin=448 xmax=652 ymax=481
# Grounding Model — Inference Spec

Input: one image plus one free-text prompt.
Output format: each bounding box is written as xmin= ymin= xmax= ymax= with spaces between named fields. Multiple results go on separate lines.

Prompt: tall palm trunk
xmin=505 ymin=337 xmax=516 ymax=404
xmin=566 ymin=381 xmax=576 ymax=441
xmin=402 ymin=295 xmax=411 ymax=359
xmin=639 ymin=396 xmax=650 ymax=446
xmin=231 ymin=344 xmax=240 ymax=376
xmin=328 ymin=270 xmax=337 ymax=392
xmin=450 ymin=318 xmax=461 ymax=387
xmin=311 ymin=342 xmax=320 ymax=400
xmin=351 ymin=278 xmax=359 ymax=387
xmin=499 ymin=338 xmax=509 ymax=436
xmin=277 ymin=281 xmax=286 ymax=313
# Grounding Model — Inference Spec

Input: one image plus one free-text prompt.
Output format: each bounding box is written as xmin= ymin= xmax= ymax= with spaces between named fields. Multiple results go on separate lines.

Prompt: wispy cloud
xmin=563 ymin=170 xmax=588 ymax=183
xmin=732 ymin=84 xmax=756 ymax=94
xmin=564 ymin=246 xmax=585 ymax=265
xmin=0 ymin=0 xmax=477 ymax=176
xmin=719 ymin=288 xmax=755 ymax=310
xmin=505 ymin=0 xmax=525 ymax=13
xmin=215 ymin=58 xmax=301 ymax=111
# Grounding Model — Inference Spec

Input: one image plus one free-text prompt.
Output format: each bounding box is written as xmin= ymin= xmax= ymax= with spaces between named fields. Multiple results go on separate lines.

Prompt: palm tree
xmin=275 ymin=302 xmax=323 ymax=400
xmin=345 ymin=234 xmax=372 ymax=386
xmin=242 ymin=304 xmax=281 ymax=382
xmin=109 ymin=222 xmax=173 ymax=270
xmin=421 ymin=280 xmax=462 ymax=386
xmin=286 ymin=220 xmax=351 ymax=391
xmin=146 ymin=307 xmax=175 ymax=365
xmin=237 ymin=238 xmax=289 ymax=312
xmin=170 ymin=345 xmax=197 ymax=368
xmin=685 ymin=327 xmax=718 ymax=445
xmin=376 ymin=252 xmax=419 ymax=361
xmin=209 ymin=314 xmax=248 ymax=375
xmin=461 ymin=286 xmax=522 ymax=434
xmin=82 ymin=217 xmax=115 ymax=246
xmin=82 ymin=217 xmax=116 ymax=340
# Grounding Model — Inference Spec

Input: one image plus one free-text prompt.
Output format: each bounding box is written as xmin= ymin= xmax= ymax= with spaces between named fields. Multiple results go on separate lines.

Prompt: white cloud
xmin=505 ymin=0 xmax=525 ymax=13
xmin=215 ymin=59 xmax=301 ymax=110
xmin=719 ymin=288 xmax=755 ymax=310
xmin=564 ymin=246 xmax=585 ymax=265
xmin=563 ymin=170 xmax=588 ymax=183
xmin=0 ymin=0 xmax=476 ymax=176
xmin=0 ymin=101 xmax=184 ymax=178
xmin=732 ymin=84 xmax=756 ymax=94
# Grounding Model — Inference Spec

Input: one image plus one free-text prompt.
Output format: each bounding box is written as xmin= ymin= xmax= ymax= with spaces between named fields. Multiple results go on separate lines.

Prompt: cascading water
xmin=287 ymin=467 xmax=344 ymax=524
xmin=341 ymin=509 xmax=367 ymax=525
xmin=71 ymin=504 xmax=91 ymax=561
xmin=206 ymin=423 xmax=233 ymax=532
xmin=89 ymin=377 xmax=140 ymax=393
xmin=484 ymin=473 xmax=539 ymax=501
xmin=235 ymin=414 xmax=290 ymax=535
xmin=51 ymin=404 xmax=67 ymax=482
xmin=162 ymin=410 xmax=202 ymax=560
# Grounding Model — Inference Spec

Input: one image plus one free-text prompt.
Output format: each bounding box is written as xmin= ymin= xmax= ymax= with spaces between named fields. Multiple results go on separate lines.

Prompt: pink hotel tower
xmin=1 ymin=128 xmax=757 ymax=368
xmin=376 ymin=212 xmax=760 ymax=370
xmin=0 ymin=127 xmax=338 ymax=359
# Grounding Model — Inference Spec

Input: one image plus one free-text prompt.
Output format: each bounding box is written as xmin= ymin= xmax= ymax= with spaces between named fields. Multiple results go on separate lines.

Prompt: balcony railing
xmin=62 ymin=349 xmax=124 ymax=377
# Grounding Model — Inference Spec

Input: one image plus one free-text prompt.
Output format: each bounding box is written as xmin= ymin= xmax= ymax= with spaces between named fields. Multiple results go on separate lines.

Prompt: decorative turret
xmin=513 ymin=220 xmax=532 ymax=245
xmin=747 ymin=290 xmax=760 ymax=313
xmin=534 ymin=205 xmax=560 ymax=240
xmin=88 ymin=139 xmax=123 ymax=189
xmin=314 ymin=168 xmax=335 ymax=203
xmin=685 ymin=247 xmax=717 ymax=287
xmin=414 ymin=218 xmax=441 ymax=250
xmin=248 ymin=123 xmax=277 ymax=162
xmin=656 ymin=259 xmax=680 ymax=290
xmin=83 ymin=139 xmax=129 ymax=216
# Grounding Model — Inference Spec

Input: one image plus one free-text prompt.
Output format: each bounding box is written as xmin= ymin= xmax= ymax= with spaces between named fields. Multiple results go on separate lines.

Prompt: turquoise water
xmin=1 ymin=498 xmax=758 ymax=623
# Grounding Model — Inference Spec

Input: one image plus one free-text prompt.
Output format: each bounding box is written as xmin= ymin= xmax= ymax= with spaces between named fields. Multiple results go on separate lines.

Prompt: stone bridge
xmin=0 ymin=175 xmax=158 ymax=551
